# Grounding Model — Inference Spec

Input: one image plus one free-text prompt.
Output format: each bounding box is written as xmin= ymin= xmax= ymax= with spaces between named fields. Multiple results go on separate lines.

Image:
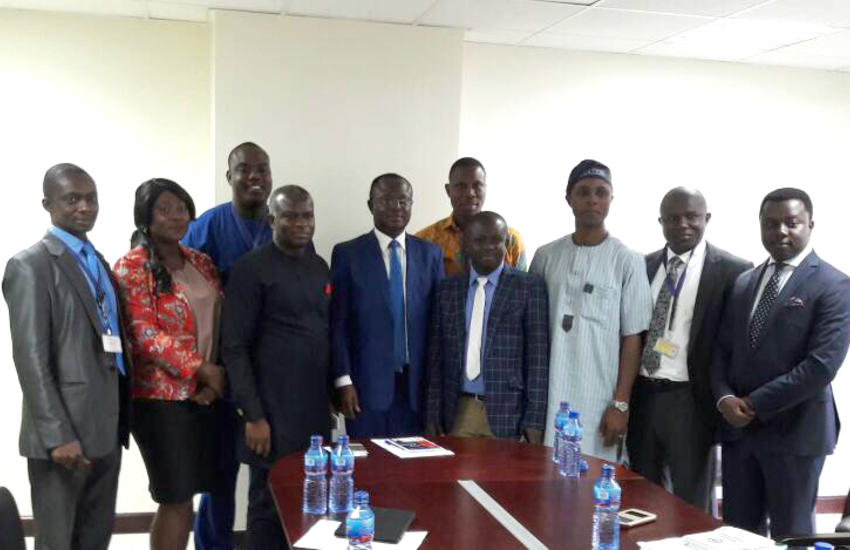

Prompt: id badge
xmin=102 ymin=334 xmax=123 ymax=354
xmin=653 ymin=339 xmax=679 ymax=359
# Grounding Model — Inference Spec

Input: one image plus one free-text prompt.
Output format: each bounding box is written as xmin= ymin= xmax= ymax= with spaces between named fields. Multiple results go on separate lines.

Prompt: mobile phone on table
xmin=618 ymin=508 xmax=657 ymax=528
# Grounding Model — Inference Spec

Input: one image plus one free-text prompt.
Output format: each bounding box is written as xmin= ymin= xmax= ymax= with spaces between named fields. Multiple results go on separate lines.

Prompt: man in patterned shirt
xmin=416 ymin=157 xmax=526 ymax=277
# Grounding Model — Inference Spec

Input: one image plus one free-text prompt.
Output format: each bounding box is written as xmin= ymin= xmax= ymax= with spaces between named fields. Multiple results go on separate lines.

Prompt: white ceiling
xmin=2 ymin=0 xmax=850 ymax=71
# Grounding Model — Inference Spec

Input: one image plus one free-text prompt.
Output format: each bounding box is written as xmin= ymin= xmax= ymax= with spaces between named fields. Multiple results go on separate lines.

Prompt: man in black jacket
xmin=627 ymin=187 xmax=751 ymax=511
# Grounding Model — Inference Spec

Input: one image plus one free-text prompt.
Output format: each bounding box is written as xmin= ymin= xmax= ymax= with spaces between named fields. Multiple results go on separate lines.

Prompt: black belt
xmin=461 ymin=392 xmax=485 ymax=402
xmin=636 ymin=376 xmax=690 ymax=393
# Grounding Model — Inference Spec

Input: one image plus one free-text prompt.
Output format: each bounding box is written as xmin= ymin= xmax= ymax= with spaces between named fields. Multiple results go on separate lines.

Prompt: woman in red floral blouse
xmin=114 ymin=179 xmax=226 ymax=550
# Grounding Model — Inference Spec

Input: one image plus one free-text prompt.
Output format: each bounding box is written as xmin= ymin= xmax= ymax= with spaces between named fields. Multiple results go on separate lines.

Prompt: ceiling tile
xmin=744 ymin=49 xmax=850 ymax=70
xmin=7 ymin=0 xmax=147 ymax=17
xmin=465 ymin=28 xmax=533 ymax=45
xmin=733 ymin=0 xmax=850 ymax=28
xmin=524 ymin=31 xmax=650 ymax=52
xmin=636 ymin=40 xmax=766 ymax=60
xmin=147 ymin=1 xmax=208 ymax=21
xmin=598 ymin=0 xmax=765 ymax=17
xmin=418 ymin=0 xmax=584 ymax=33
xmin=546 ymin=7 xmax=711 ymax=41
xmin=662 ymin=19 xmax=833 ymax=53
xmin=286 ymin=0 xmax=434 ymax=24
xmin=777 ymin=30 xmax=850 ymax=57
xmin=177 ymin=0 xmax=281 ymax=11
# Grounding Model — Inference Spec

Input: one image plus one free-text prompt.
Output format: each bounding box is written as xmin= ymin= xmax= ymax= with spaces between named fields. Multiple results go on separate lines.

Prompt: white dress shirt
xmin=335 ymin=229 xmax=408 ymax=389
xmin=644 ymin=239 xmax=707 ymax=382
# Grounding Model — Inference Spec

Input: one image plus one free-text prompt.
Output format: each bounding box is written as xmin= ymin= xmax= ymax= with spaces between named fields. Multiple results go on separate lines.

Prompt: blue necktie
xmin=389 ymin=240 xmax=406 ymax=371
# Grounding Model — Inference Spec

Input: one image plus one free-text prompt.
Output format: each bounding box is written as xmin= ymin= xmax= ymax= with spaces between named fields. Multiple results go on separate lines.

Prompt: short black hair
xmin=566 ymin=159 xmax=611 ymax=197
xmin=466 ymin=210 xmax=507 ymax=231
xmin=448 ymin=157 xmax=486 ymax=181
xmin=369 ymin=173 xmax=411 ymax=200
xmin=227 ymin=142 xmax=268 ymax=168
xmin=269 ymin=184 xmax=312 ymax=215
xmin=43 ymin=163 xmax=92 ymax=198
xmin=759 ymin=187 xmax=813 ymax=218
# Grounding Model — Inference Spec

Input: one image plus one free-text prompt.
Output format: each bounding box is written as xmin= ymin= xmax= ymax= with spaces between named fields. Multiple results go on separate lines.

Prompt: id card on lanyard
xmin=72 ymin=248 xmax=123 ymax=355
xmin=653 ymin=250 xmax=691 ymax=359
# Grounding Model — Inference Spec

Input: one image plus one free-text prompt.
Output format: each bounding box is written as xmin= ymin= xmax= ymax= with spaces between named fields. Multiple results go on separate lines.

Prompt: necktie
xmin=749 ymin=262 xmax=785 ymax=348
xmin=466 ymin=277 xmax=488 ymax=381
xmin=81 ymin=243 xmax=102 ymax=286
xmin=389 ymin=241 xmax=406 ymax=371
xmin=641 ymin=255 xmax=683 ymax=375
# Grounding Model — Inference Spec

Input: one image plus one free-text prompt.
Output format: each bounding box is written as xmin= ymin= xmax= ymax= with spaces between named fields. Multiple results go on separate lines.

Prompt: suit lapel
xmin=363 ymin=232 xmax=391 ymax=310
xmin=483 ymin=269 xmax=514 ymax=360
xmin=45 ymin=234 xmax=102 ymax=334
xmin=689 ymin=243 xmax=719 ymax=349
xmin=753 ymin=251 xmax=818 ymax=350
xmin=452 ymin=276 xmax=469 ymax=376
xmin=645 ymin=249 xmax=664 ymax=281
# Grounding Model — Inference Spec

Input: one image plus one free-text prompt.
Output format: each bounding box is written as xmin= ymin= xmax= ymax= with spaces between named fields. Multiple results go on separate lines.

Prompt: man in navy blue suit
xmin=425 ymin=212 xmax=549 ymax=442
xmin=712 ymin=188 xmax=850 ymax=539
xmin=331 ymin=173 xmax=444 ymax=437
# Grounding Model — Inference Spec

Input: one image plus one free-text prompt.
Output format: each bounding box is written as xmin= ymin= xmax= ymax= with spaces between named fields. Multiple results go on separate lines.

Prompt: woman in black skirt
xmin=114 ymin=179 xmax=226 ymax=550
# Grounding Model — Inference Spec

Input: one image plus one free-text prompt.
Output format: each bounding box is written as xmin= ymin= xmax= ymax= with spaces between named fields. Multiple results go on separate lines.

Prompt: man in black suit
xmin=628 ymin=187 xmax=751 ymax=511
xmin=712 ymin=188 xmax=850 ymax=538
xmin=3 ymin=163 xmax=131 ymax=550
xmin=222 ymin=185 xmax=331 ymax=550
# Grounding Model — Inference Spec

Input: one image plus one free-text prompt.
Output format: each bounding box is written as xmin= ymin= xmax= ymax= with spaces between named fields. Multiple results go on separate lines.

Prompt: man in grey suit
xmin=3 ymin=163 xmax=131 ymax=550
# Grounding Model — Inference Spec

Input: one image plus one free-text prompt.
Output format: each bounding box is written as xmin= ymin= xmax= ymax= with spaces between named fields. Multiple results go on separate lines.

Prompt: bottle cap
xmin=337 ymin=434 xmax=349 ymax=446
xmin=310 ymin=434 xmax=323 ymax=446
xmin=354 ymin=490 xmax=370 ymax=505
xmin=814 ymin=543 xmax=834 ymax=550
xmin=601 ymin=463 xmax=615 ymax=476
xmin=560 ymin=401 xmax=570 ymax=410
xmin=568 ymin=411 xmax=580 ymax=418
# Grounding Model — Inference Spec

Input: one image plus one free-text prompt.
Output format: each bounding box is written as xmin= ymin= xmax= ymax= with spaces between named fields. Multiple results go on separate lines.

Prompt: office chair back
xmin=0 ymin=486 xmax=26 ymax=550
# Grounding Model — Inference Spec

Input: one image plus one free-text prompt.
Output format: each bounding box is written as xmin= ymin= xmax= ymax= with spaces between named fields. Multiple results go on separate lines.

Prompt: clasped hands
xmin=190 ymin=361 xmax=226 ymax=407
xmin=719 ymin=396 xmax=755 ymax=428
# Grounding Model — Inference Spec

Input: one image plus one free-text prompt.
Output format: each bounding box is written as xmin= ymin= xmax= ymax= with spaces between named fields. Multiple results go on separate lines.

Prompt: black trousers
xmin=28 ymin=446 xmax=121 ymax=550
xmin=247 ymin=465 xmax=290 ymax=550
xmin=627 ymin=377 xmax=714 ymax=511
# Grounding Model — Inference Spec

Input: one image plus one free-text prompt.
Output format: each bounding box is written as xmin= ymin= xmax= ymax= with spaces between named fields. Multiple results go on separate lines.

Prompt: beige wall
xmin=0 ymin=9 xmax=211 ymax=514
xmin=459 ymin=41 xmax=850 ymax=495
xmin=210 ymin=12 xmax=464 ymax=258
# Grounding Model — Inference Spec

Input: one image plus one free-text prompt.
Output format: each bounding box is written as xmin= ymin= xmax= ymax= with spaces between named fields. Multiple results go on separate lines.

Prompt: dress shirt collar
xmin=374 ymin=228 xmax=406 ymax=251
xmin=469 ymin=262 xmax=505 ymax=289
xmin=665 ymin=238 xmax=705 ymax=267
xmin=49 ymin=225 xmax=89 ymax=255
xmin=768 ymin=241 xmax=813 ymax=268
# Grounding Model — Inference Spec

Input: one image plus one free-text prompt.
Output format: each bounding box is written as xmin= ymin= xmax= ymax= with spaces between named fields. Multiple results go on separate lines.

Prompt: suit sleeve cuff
xmin=334 ymin=375 xmax=353 ymax=389
xmin=716 ymin=394 xmax=735 ymax=411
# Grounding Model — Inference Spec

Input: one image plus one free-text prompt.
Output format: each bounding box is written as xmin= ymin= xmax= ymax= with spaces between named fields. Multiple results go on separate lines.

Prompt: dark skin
xmin=659 ymin=188 xmax=711 ymax=255
xmin=339 ymin=178 xmax=414 ymax=418
xmin=445 ymin=165 xmax=486 ymax=229
xmin=455 ymin=215 xmax=543 ymax=445
xmin=245 ymin=192 xmax=316 ymax=458
xmin=720 ymin=198 xmax=814 ymax=428
xmin=42 ymin=172 xmax=99 ymax=469
xmin=227 ymin=146 xmax=273 ymax=219
xmin=566 ymin=177 xmax=640 ymax=446
xmin=147 ymin=191 xmax=225 ymax=406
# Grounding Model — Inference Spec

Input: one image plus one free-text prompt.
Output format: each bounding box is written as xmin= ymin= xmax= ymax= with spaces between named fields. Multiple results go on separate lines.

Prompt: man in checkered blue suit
xmin=425 ymin=212 xmax=549 ymax=442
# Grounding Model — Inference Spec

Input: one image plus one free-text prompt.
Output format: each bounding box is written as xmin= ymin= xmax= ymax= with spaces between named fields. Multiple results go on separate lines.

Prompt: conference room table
xmin=269 ymin=437 xmax=722 ymax=549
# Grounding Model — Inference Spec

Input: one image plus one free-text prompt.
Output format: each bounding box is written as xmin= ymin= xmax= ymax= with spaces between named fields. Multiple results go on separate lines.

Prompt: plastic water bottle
xmin=346 ymin=490 xmax=375 ymax=550
xmin=302 ymin=434 xmax=328 ymax=514
xmin=592 ymin=464 xmax=621 ymax=550
xmin=558 ymin=411 xmax=582 ymax=477
xmin=329 ymin=434 xmax=355 ymax=513
xmin=552 ymin=401 xmax=570 ymax=463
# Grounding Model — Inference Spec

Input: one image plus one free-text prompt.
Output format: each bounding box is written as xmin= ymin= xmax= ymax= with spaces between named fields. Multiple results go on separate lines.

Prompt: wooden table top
xmin=269 ymin=437 xmax=722 ymax=549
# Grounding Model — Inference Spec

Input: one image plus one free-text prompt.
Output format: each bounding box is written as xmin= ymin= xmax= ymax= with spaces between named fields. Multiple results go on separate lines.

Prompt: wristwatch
xmin=610 ymin=400 xmax=629 ymax=413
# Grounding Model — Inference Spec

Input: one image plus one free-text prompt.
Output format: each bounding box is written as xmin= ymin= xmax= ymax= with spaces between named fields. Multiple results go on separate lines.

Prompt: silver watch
xmin=610 ymin=400 xmax=629 ymax=413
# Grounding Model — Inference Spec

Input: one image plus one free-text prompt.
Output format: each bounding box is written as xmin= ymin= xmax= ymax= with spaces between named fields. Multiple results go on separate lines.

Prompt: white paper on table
xmin=370 ymin=438 xmax=454 ymax=459
xmin=293 ymin=519 xmax=428 ymax=550
xmin=638 ymin=526 xmax=783 ymax=550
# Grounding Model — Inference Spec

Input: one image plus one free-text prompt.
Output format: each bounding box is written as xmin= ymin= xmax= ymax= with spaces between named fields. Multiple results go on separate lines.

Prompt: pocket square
xmin=784 ymin=297 xmax=805 ymax=308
